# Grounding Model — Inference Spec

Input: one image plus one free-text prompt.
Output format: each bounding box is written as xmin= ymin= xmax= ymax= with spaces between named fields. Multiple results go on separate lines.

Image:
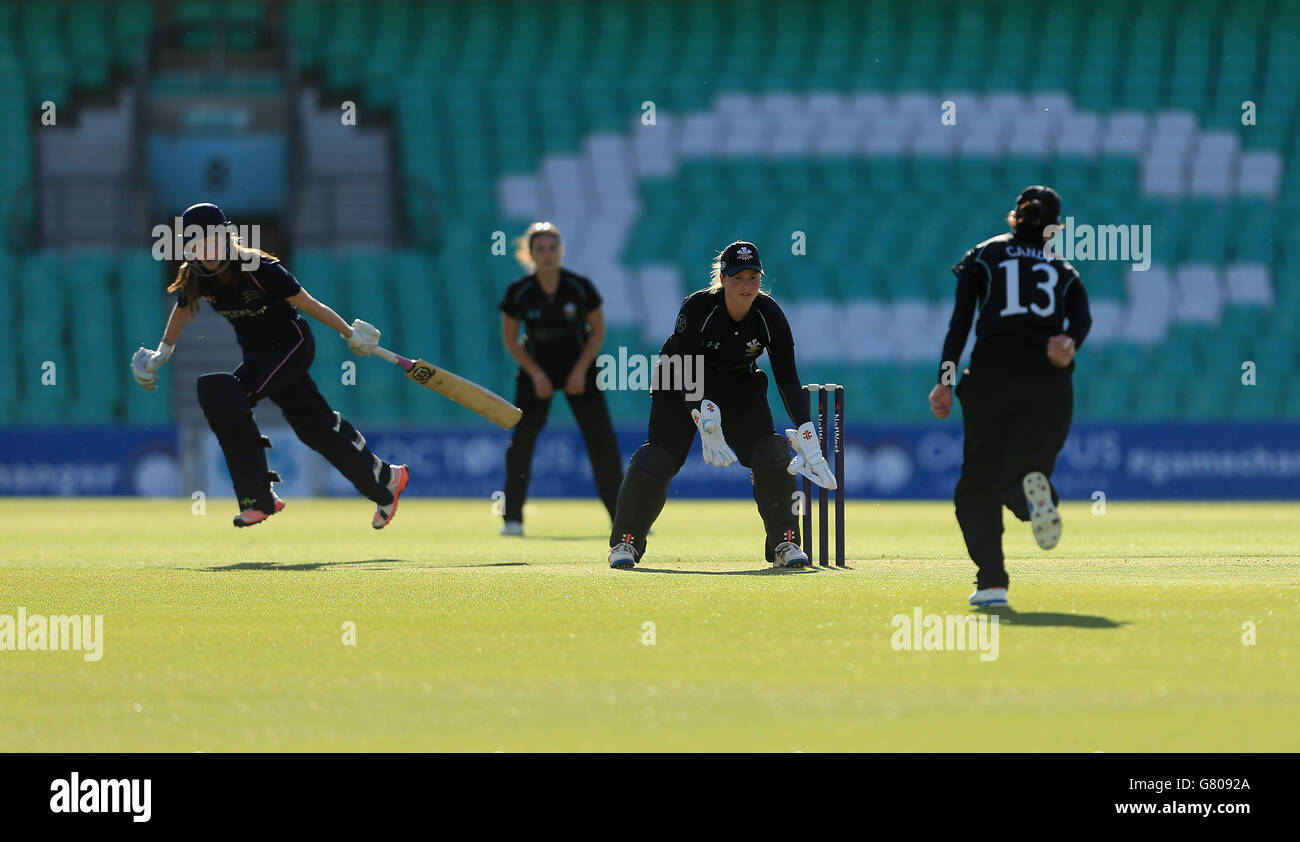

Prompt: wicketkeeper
xmin=131 ymin=202 xmax=410 ymax=528
xmin=607 ymin=241 xmax=836 ymax=570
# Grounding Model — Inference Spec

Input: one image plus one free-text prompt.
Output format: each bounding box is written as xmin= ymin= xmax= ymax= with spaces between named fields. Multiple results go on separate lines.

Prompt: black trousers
xmin=608 ymin=368 xmax=799 ymax=562
xmin=953 ymin=361 xmax=1073 ymax=589
xmin=502 ymin=362 xmax=624 ymax=523
xmin=201 ymin=318 xmax=392 ymax=511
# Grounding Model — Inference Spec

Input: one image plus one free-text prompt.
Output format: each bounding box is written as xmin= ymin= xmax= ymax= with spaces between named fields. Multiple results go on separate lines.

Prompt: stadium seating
xmin=1 ymin=0 xmax=1297 ymax=425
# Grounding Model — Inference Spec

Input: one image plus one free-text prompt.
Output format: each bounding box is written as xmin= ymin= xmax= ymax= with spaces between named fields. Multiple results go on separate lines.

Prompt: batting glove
xmin=347 ymin=319 xmax=381 ymax=356
xmin=691 ymin=398 xmax=738 ymax=467
xmin=785 ymin=421 xmax=837 ymax=490
xmin=130 ymin=341 xmax=173 ymax=391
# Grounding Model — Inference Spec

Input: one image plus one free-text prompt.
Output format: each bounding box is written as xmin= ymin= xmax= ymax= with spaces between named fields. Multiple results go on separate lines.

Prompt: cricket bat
xmin=371 ymin=346 xmax=523 ymax=429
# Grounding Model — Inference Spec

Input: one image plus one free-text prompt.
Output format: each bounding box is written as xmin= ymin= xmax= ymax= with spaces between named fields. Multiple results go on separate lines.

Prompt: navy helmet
xmin=180 ymin=202 xmax=234 ymax=276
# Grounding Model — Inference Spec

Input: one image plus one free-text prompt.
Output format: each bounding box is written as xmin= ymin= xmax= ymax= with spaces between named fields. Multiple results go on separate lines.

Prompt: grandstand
xmin=1 ymin=0 xmax=1297 ymax=431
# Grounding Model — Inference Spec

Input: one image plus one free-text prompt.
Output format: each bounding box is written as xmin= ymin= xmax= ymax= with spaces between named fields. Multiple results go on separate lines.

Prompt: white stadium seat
xmin=1055 ymin=113 xmax=1102 ymax=157
xmin=1236 ymin=152 xmax=1282 ymax=198
xmin=498 ymin=174 xmax=542 ymax=218
xmin=1224 ymin=264 xmax=1274 ymax=305
xmin=1172 ymin=264 xmax=1224 ymax=324
xmin=680 ymin=113 xmax=722 ymax=158
xmin=634 ymin=266 xmax=686 ymax=343
xmin=1102 ymin=111 xmax=1149 ymax=155
xmin=631 ymin=112 xmax=682 ymax=178
xmin=1123 ymin=266 xmax=1175 ymax=344
xmin=1083 ymin=299 xmax=1125 ymax=345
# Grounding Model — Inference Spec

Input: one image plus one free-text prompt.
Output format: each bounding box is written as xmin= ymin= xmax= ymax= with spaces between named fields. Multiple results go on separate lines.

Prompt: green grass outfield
xmin=0 ymin=498 xmax=1296 ymax=752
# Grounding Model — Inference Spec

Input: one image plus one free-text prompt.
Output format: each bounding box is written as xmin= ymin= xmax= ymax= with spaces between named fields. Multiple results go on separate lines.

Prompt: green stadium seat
xmin=0 ymin=266 xmax=16 ymax=422
xmin=289 ymin=252 xmax=355 ymax=422
xmin=174 ymin=1 xmax=219 ymax=25
xmin=66 ymin=2 xmax=112 ymax=89
xmin=119 ymin=253 xmax=172 ymax=424
xmin=15 ymin=253 xmax=65 ymax=423
xmin=285 ymin=1 xmax=324 ymax=69
xmin=112 ymin=1 xmax=153 ymax=67
xmin=227 ymin=1 xmax=265 ymax=24
xmin=341 ymin=252 xmax=406 ymax=424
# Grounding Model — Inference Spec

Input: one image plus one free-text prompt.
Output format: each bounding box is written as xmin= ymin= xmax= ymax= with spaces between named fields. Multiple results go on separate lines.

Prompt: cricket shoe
xmin=1023 ymin=471 xmax=1061 ymax=550
xmin=500 ymin=521 xmax=523 ymax=536
xmin=608 ymin=541 xmax=639 ymax=570
xmin=772 ymin=541 xmax=810 ymax=568
xmin=969 ymin=587 xmax=1009 ymax=608
xmin=372 ymin=464 xmax=410 ymax=529
xmin=233 ymin=493 xmax=284 ymax=528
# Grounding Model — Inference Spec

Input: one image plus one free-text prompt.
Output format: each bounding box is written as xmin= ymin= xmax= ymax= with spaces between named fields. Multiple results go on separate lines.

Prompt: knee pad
xmin=749 ymin=434 xmax=792 ymax=473
xmin=628 ymin=443 xmax=678 ymax=479
xmin=196 ymin=373 xmax=250 ymax=417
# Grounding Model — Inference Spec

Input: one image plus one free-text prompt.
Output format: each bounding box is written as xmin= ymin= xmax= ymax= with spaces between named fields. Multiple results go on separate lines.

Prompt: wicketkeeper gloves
xmin=785 ymin=421 xmax=838 ymax=490
xmin=692 ymin=398 xmax=738 ymax=467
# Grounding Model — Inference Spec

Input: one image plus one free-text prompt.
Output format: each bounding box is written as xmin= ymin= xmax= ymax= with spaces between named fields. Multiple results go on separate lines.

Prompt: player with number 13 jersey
xmin=929 ymin=186 xmax=1093 ymax=609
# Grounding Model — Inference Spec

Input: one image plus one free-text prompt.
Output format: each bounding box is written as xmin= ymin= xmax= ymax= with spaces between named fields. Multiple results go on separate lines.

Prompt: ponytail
xmin=1009 ymin=199 xmax=1050 ymax=243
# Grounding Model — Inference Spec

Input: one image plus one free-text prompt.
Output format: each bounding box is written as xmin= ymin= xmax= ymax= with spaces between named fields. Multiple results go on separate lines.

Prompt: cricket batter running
xmin=130 ymin=202 xmax=410 ymax=528
xmin=607 ymin=241 xmax=836 ymax=570
xmin=929 ymin=186 xmax=1093 ymax=607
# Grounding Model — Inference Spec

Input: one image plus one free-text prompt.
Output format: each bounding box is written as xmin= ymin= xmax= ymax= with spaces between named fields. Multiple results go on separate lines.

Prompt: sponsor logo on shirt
xmin=213 ymin=303 xmax=269 ymax=320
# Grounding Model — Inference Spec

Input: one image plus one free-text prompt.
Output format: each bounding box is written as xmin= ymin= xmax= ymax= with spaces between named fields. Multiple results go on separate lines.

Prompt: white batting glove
xmin=785 ymin=421 xmax=837 ymax=490
xmin=347 ymin=319 xmax=381 ymax=357
xmin=691 ymin=398 xmax=738 ymax=467
xmin=130 ymin=341 xmax=173 ymax=391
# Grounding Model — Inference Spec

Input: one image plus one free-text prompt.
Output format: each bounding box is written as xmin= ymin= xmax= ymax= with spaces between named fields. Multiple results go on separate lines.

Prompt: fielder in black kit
xmin=607 ymin=241 xmax=837 ymax=570
xmin=130 ymin=202 xmax=410 ymax=529
xmin=499 ymin=222 xmax=624 ymax=536
xmin=929 ymin=186 xmax=1092 ymax=608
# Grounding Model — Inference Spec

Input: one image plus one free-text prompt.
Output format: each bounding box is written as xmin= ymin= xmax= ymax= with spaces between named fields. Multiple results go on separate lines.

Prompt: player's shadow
xmin=203 ymin=558 xmax=400 ymax=572
xmin=523 ymin=536 xmax=608 ymax=542
xmin=202 ymin=559 xmax=527 ymax=572
xmin=631 ymin=566 xmax=829 ymax=576
xmin=973 ymin=607 xmax=1127 ymax=628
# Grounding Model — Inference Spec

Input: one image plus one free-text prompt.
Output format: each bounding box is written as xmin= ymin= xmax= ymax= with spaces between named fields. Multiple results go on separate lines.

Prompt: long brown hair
xmin=167 ymin=235 xmax=280 ymax=312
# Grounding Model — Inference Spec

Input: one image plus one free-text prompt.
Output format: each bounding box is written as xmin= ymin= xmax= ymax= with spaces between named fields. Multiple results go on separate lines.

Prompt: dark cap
xmin=1015 ymin=185 xmax=1061 ymax=225
xmin=719 ymin=241 xmax=762 ymax=276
